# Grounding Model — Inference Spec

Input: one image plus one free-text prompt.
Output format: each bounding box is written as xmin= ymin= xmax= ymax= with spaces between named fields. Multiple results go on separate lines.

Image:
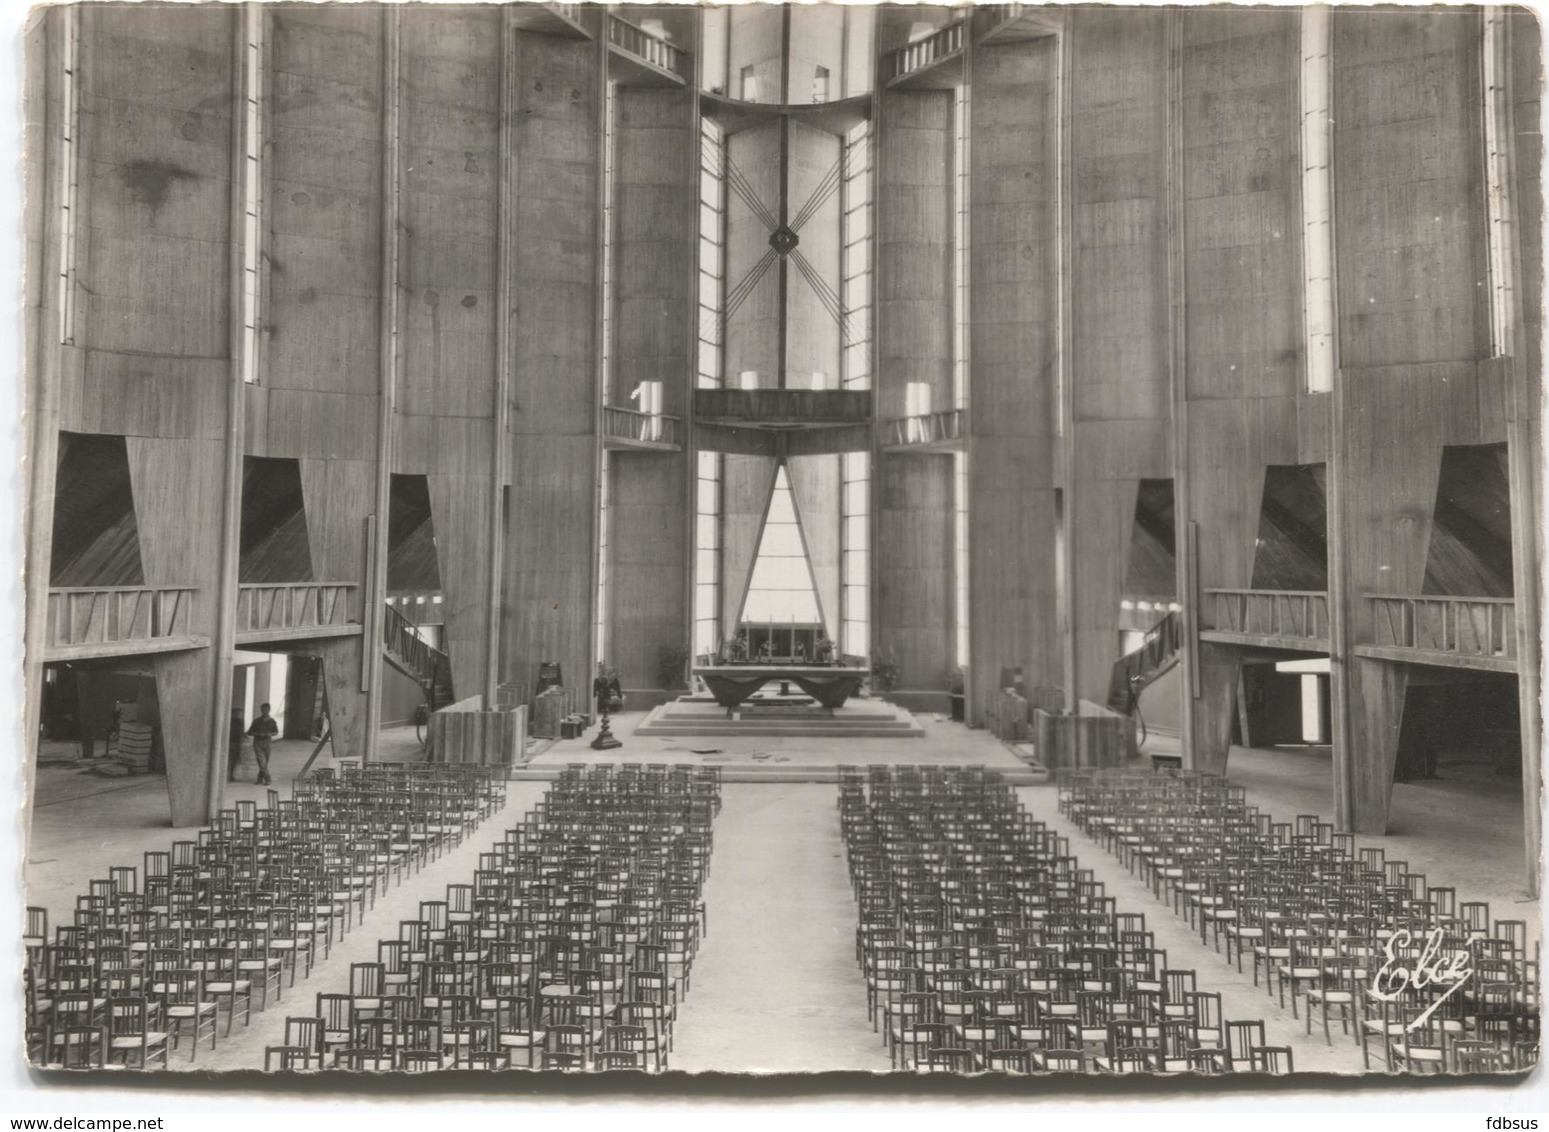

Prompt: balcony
xmin=235 ymin=582 xmax=362 ymax=645
xmin=974 ymin=4 xmax=1064 ymax=43
xmin=507 ymin=3 xmax=592 ymax=40
xmin=1199 ymin=588 xmax=1330 ymax=652
xmin=607 ymin=15 xmax=688 ymax=86
xmin=881 ymin=409 xmax=964 ymax=453
xmin=694 ymin=388 xmax=871 ymax=431
xmin=603 ymin=405 xmax=681 ymax=451
xmin=44 ymin=586 xmax=207 ymax=661
xmin=1358 ymin=594 xmax=1518 ymax=673
xmin=883 ymin=20 xmax=966 ymax=89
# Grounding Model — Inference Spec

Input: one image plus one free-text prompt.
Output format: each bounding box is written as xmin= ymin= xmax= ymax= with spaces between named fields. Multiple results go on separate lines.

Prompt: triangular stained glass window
xmin=740 ymin=465 xmax=823 ymax=625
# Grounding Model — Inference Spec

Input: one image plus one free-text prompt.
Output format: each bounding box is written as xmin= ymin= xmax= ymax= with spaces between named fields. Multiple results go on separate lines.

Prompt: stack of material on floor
xmin=531 ymin=685 xmax=576 ymax=739
xmin=113 ymin=723 xmax=155 ymax=774
xmin=985 ymin=688 xmax=1029 ymax=740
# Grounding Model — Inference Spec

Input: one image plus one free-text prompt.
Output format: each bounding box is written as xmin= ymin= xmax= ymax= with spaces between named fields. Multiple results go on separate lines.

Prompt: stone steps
xmin=508 ymin=762 xmax=1049 ymax=785
xmin=631 ymin=697 xmax=927 ymax=739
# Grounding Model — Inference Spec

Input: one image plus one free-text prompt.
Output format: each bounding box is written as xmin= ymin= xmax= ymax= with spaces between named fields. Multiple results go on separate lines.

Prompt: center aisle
xmin=670 ymin=783 xmax=889 ymax=1073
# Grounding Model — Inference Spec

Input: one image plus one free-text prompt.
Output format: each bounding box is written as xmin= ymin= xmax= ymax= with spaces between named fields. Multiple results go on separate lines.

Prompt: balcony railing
xmin=1366 ymin=594 xmax=1517 ymax=662
xmin=883 ymin=408 xmax=964 ymax=448
xmin=604 ymin=405 xmax=680 ymax=447
xmin=548 ymin=3 xmax=584 ymax=26
xmin=45 ymin=586 xmax=198 ymax=652
xmin=883 ymin=20 xmax=966 ymax=84
xmin=1201 ymin=588 xmax=1330 ymax=643
xmin=236 ymin=582 xmax=359 ymax=637
xmin=608 ymin=15 xmax=686 ymax=78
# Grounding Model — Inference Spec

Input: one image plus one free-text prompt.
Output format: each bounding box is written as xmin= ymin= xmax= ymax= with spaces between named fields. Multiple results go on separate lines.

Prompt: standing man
xmin=246 ymin=702 xmax=279 ymax=786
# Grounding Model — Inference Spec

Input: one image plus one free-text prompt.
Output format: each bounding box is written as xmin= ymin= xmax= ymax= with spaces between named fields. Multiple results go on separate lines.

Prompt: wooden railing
xmin=236 ymin=582 xmax=358 ymax=636
xmin=883 ymin=20 xmax=966 ymax=84
xmin=45 ymin=586 xmax=197 ymax=652
xmin=1202 ymin=588 xmax=1329 ymax=642
xmin=883 ymin=408 xmax=964 ymax=447
xmin=608 ymin=15 xmax=686 ymax=77
xmin=548 ymin=3 xmax=585 ymax=27
xmin=1366 ymin=594 xmax=1517 ymax=661
xmin=603 ymin=405 xmax=680 ymax=447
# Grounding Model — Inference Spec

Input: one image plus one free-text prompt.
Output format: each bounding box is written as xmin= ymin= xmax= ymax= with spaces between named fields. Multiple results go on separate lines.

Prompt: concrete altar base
xmin=634 ymin=694 xmax=925 ymax=739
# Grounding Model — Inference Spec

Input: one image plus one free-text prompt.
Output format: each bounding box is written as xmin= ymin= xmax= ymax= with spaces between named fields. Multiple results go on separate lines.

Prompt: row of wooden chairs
xmin=26 ymin=761 xmax=505 ymax=1070
xmin=265 ymin=763 xmax=721 ymax=1072
xmin=840 ymin=766 xmax=1287 ymax=1075
xmin=1061 ymin=768 xmax=1539 ymax=1074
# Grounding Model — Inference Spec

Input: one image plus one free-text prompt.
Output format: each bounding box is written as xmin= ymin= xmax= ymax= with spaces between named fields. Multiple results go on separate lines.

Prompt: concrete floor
xmin=20 ymin=723 xmax=1540 ymax=1076
xmin=532 ymin=709 xmax=1025 ymax=771
xmin=1017 ymin=783 xmax=1371 ymax=1076
xmin=1228 ymin=744 xmax=1539 ymax=920
xmin=25 ymin=726 xmax=429 ymax=930
xmin=669 ymin=784 xmax=888 ymax=1074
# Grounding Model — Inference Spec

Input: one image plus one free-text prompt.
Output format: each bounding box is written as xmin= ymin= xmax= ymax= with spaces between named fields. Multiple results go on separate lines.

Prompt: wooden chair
xmin=1184 ymin=1047 xmax=1230 ymax=1074
xmin=1249 ymin=1045 xmax=1294 ymax=1074
xmin=1304 ymin=956 xmax=1360 ymax=1045
xmin=161 ymin=969 xmax=219 ymax=1062
xmin=264 ymin=1045 xmax=313 ymax=1072
xmin=985 ymin=1047 xmax=1032 ymax=1074
xmin=44 ymin=1025 xmax=106 ymax=1070
xmin=204 ymin=944 xmax=255 ymax=1036
xmin=1224 ymin=1019 xmax=1265 ymax=1073
xmin=334 ymin=1047 xmax=396 ymax=1071
xmin=106 ymin=998 xmax=169 ymax=1070
xmin=922 ymin=1045 xmax=976 ymax=1073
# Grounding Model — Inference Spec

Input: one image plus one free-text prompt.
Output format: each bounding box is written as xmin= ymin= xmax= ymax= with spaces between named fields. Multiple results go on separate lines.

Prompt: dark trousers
xmin=252 ymin=737 xmax=272 ymax=784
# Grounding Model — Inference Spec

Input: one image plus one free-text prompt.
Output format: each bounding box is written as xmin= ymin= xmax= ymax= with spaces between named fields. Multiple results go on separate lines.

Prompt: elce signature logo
xmin=1366 ymin=927 xmax=1474 ymax=1030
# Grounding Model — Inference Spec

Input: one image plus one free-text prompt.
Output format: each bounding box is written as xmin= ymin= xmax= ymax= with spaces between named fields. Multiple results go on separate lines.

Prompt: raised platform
xmin=634 ymin=694 xmax=925 ymax=739
xmin=510 ymin=761 xmax=1046 ymax=785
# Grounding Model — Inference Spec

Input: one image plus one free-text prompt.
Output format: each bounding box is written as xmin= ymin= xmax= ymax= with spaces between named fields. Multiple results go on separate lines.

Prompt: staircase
xmin=1107 ymin=610 xmax=1182 ymax=715
xmin=382 ymin=602 xmax=455 ymax=711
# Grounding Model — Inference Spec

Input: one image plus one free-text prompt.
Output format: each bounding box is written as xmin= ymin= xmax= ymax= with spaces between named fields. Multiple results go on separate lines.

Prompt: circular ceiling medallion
xmin=768 ymin=225 xmax=799 ymax=255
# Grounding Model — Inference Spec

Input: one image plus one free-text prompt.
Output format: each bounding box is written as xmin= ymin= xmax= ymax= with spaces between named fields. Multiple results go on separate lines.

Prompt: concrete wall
xmin=605 ymin=86 xmax=696 ymax=690
xmin=503 ymin=30 xmax=602 ymax=702
xmin=63 ymin=6 xmax=239 ymax=823
xmin=1066 ymin=8 xmax=1171 ymax=710
xmin=876 ymin=87 xmax=955 ymax=692
xmin=1178 ymin=8 xmax=1306 ymax=772
xmin=968 ymin=32 xmax=1061 ymax=721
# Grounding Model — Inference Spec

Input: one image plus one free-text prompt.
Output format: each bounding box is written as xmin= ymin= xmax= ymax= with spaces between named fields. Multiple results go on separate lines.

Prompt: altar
xmin=692 ymin=664 xmax=870 ymax=709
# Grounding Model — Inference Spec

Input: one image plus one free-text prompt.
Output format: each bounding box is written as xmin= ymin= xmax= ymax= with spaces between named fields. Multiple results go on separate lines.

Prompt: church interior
xmin=19 ymin=1 xmax=1544 ymax=1080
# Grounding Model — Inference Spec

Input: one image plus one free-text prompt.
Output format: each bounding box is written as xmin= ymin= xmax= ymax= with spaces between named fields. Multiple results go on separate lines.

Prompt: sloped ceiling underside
xmin=1123 ymin=478 xmax=1176 ymax=600
xmin=1250 ymin=464 xmax=1329 ymax=592
xmin=240 ymin=457 xmax=314 ymax=584
xmin=1422 ymin=443 xmax=1513 ymax=597
xmin=51 ymin=432 xmax=145 ymax=588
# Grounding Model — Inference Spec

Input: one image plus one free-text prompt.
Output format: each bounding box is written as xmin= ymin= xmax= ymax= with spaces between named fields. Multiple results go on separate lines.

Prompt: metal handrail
xmin=603 ymin=404 xmax=680 ymax=446
xmin=384 ymin=600 xmax=454 ymax=699
xmin=883 ymin=408 xmax=964 ymax=447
